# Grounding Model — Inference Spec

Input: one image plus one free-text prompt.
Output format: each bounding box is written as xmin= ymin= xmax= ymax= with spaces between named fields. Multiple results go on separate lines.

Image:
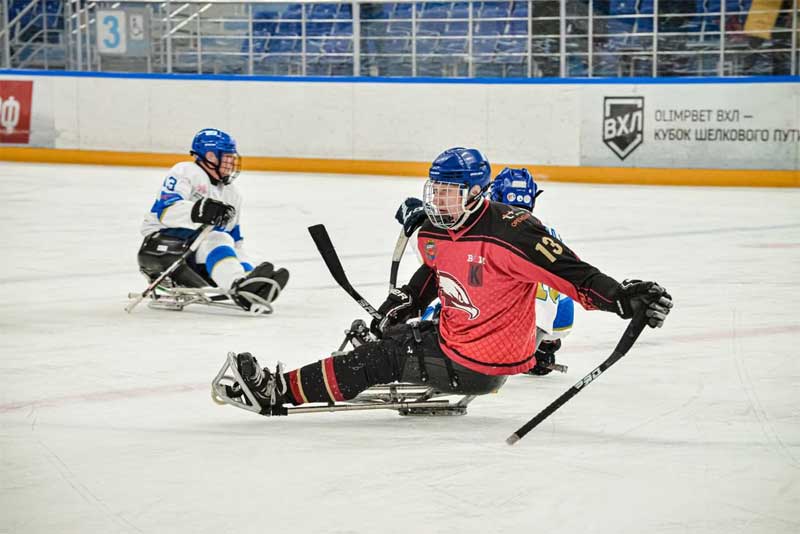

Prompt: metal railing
xmin=1 ymin=1 xmax=797 ymax=77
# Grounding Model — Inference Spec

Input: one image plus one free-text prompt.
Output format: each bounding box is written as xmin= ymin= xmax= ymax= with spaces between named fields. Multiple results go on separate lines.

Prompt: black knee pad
xmin=137 ymin=232 xmax=210 ymax=287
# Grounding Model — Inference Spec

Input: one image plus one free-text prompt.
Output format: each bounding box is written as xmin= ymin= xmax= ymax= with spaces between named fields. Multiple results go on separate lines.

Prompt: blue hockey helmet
xmin=428 ymin=147 xmax=492 ymax=190
xmin=423 ymin=147 xmax=492 ymax=230
xmin=489 ymin=167 xmax=542 ymax=210
xmin=190 ymin=128 xmax=241 ymax=185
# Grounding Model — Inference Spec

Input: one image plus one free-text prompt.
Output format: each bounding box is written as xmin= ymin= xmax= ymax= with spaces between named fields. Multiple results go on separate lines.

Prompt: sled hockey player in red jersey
xmin=396 ymin=167 xmax=573 ymax=376
xmin=134 ymin=128 xmax=289 ymax=313
xmin=216 ymin=147 xmax=672 ymax=416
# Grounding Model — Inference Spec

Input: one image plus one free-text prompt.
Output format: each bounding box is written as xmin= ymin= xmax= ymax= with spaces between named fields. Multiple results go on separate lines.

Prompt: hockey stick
xmin=125 ymin=225 xmax=213 ymax=313
xmin=308 ymin=224 xmax=382 ymax=320
xmin=389 ymin=228 xmax=410 ymax=290
xmin=506 ymin=310 xmax=648 ymax=445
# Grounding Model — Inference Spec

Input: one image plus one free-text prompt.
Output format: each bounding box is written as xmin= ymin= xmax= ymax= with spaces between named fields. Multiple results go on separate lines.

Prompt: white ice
xmin=1 ymin=162 xmax=799 ymax=534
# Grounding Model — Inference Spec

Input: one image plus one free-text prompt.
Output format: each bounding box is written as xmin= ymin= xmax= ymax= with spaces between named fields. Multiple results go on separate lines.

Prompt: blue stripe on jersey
xmin=150 ymin=192 xmax=184 ymax=219
xmin=205 ymin=245 xmax=238 ymax=276
xmin=228 ymin=225 xmax=243 ymax=242
xmin=241 ymin=262 xmax=253 ymax=272
xmin=553 ymin=297 xmax=575 ymax=332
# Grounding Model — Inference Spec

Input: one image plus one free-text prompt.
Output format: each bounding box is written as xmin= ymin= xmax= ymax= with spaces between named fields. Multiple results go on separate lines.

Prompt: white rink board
xmin=2 ymin=72 xmax=797 ymax=169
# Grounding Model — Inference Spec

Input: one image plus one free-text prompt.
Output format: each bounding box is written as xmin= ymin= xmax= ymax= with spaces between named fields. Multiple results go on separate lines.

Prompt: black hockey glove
xmin=370 ymin=286 xmax=416 ymax=338
xmin=191 ymin=197 xmax=236 ymax=227
xmin=395 ymin=197 xmax=427 ymax=237
xmin=615 ymin=279 xmax=673 ymax=328
xmin=528 ymin=339 xmax=562 ymax=376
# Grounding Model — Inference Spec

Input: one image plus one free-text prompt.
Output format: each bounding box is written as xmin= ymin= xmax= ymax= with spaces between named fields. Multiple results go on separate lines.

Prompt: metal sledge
xmin=127 ymin=278 xmax=276 ymax=315
xmin=211 ymin=319 xmax=479 ymax=416
xmin=211 ymin=352 xmax=476 ymax=416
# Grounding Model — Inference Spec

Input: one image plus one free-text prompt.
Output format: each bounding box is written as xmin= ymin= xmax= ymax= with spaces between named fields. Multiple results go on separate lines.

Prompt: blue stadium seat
xmin=281 ymin=4 xmax=303 ymax=19
xmin=276 ymin=21 xmax=302 ymax=36
xmin=394 ymin=3 xmax=414 ymax=18
xmin=496 ymin=37 xmax=525 ymax=58
xmin=437 ymin=38 xmax=468 ymax=53
xmin=386 ymin=33 xmax=412 ymax=54
xmin=608 ymin=0 xmax=654 ymax=34
xmin=253 ymin=11 xmax=278 ymax=35
xmin=481 ymin=2 xmax=510 ymax=19
xmin=475 ymin=20 xmax=505 ymax=35
xmin=306 ymin=38 xmax=325 ymax=54
xmin=268 ymin=36 xmax=301 ymax=53
xmin=450 ymin=2 xmax=469 ymax=18
xmin=309 ymin=3 xmax=338 ymax=19
xmin=418 ymin=21 xmax=447 ymax=34
xmin=306 ymin=22 xmax=333 ymax=36
xmin=510 ymin=1 xmax=528 ymax=18
xmin=327 ymin=38 xmax=353 ymax=54
xmin=416 ymin=31 xmax=440 ymax=54
xmin=337 ymin=4 xmax=353 ymax=19
xmin=332 ymin=21 xmax=353 ymax=35
xmin=473 ymin=36 xmax=499 ymax=55
xmin=388 ymin=20 xmax=413 ymax=33
xmin=507 ymin=19 xmax=527 ymax=35
xmin=421 ymin=2 xmax=450 ymax=19
xmin=444 ymin=21 xmax=468 ymax=35
xmin=363 ymin=3 xmax=393 ymax=19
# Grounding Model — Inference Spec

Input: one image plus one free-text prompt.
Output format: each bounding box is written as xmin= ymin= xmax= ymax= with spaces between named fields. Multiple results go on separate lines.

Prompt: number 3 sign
xmin=97 ymin=10 xmax=127 ymax=54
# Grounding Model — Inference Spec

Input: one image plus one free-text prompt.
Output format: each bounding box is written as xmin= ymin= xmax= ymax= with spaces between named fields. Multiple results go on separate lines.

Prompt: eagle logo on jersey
xmin=438 ymin=271 xmax=480 ymax=320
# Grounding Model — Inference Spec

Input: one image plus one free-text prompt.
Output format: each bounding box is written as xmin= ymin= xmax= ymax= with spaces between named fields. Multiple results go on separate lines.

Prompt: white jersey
xmin=141 ymin=161 xmax=243 ymax=238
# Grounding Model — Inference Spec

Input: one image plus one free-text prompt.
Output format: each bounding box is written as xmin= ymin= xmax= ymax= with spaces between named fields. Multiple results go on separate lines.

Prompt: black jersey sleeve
xmin=503 ymin=211 xmax=623 ymax=313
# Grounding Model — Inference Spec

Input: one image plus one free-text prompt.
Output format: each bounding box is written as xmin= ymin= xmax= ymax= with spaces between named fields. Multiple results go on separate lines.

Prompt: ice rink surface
xmin=1 ymin=161 xmax=799 ymax=534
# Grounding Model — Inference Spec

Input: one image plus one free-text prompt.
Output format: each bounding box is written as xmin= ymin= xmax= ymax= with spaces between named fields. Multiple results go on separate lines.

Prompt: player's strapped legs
xmin=194 ymin=230 xmax=245 ymax=289
xmin=280 ymin=321 xmax=506 ymax=406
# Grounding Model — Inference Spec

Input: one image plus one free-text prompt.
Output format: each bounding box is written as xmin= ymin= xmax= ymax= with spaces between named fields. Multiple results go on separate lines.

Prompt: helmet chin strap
xmin=449 ymin=188 xmax=485 ymax=231
xmin=196 ymin=154 xmax=229 ymax=186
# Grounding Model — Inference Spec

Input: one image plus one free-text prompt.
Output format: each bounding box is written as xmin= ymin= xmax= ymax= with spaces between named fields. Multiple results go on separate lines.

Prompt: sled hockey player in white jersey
xmin=395 ymin=167 xmax=574 ymax=375
xmin=133 ymin=128 xmax=288 ymax=314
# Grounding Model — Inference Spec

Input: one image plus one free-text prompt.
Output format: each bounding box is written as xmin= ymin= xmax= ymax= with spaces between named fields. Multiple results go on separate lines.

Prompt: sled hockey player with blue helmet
xmin=396 ymin=166 xmax=574 ymax=375
xmin=130 ymin=128 xmax=289 ymax=314
xmin=211 ymin=147 xmax=671 ymax=420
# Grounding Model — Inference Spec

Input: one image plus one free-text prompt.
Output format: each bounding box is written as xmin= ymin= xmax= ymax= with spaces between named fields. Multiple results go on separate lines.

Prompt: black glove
xmin=191 ymin=197 xmax=236 ymax=226
xmin=370 ymin=286 xmax=416 ymax=338
xmin=615 ymin=279 xmax=673 ymax=328
xmin=394 ymin=197 xmax=427 ymax=237
xmin=527 ymin=339 xmax=562 ymax=376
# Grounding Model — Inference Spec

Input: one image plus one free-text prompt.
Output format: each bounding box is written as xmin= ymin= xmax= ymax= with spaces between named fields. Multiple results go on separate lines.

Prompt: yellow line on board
xmin=1 ymin=147 xmax=797 ymax=187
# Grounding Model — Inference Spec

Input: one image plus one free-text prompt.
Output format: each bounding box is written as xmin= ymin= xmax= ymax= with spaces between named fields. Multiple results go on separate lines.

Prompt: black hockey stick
xmin=308 ymin=224 xmax=382 ymax=320
xmin=389 ymin=228 xmax=410 ymax=290
xmin=506 ymin=310 xmax=648 ymax=445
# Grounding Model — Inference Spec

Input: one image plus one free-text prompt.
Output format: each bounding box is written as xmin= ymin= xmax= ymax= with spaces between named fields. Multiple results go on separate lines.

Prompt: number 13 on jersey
xmin=535 ymin=236 xmax=563 ymax=263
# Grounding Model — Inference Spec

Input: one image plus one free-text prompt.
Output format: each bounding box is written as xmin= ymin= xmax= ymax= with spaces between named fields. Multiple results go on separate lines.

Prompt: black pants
xmin=282 ymin=321 xmax=506 ymax=405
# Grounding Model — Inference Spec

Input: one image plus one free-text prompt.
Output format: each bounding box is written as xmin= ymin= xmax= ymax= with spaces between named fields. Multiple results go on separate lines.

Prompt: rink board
xmin=0 ymin=71 xmax=798 ymax=185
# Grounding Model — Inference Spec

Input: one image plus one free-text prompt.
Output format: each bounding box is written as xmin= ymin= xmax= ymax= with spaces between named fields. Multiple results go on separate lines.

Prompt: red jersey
xmin=411 ymin=199 xmax=622 ymax=375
